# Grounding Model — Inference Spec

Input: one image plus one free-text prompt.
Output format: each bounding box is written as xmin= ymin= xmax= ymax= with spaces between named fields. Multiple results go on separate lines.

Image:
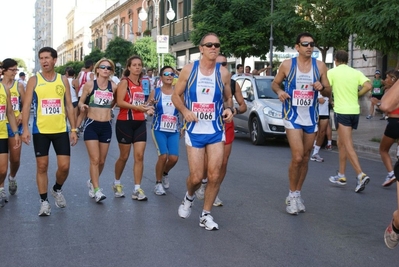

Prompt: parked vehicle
xmin=232 ymin=75 xmax=286 ymax=145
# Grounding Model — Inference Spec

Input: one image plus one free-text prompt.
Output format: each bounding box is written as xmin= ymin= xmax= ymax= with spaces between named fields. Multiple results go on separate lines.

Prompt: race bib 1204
xmin=41 ymin=98 xmax=61 ymax=115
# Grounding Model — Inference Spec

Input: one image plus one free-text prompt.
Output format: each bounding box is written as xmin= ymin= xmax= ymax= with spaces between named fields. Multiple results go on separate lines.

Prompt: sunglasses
xmin=220 ymin=62 xmax=227 ymax=66
xmin=99 ymin=65 xmax=113 ymax=71
xmin=299 ymin=42 xmax=315 ymax=48
xmin=163 ymin=72 xmax=175 ymax=77
xmin=201 ymin=42 xmax=221 ymax=48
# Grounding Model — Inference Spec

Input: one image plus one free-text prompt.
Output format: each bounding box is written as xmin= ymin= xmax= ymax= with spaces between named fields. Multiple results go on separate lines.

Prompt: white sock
xmin=327 ymin=140 xmax=332 ymax=146
xmin=186 ymin=192 xmax=194 ymax=200
xmin=313 ymin=145 xmax=320 ymax=155
xmin=8 ymin=175 xmax=16 ymax=181
xmin=202 ymin=210 xmax=210 ymax=216
xmin=114 ymin=179 xmax=121 ymax=185
xmin=134 ymin=184 xmax=140 ymax=191
xmin=289 ymin=190 xmax=295 ymax=197
xmin=338 ymin=173 xmax=345 ymax=177
xmin=357 ymin=173 xmax=364 ymax=179
xmin=388 ymin=171 xmax=394 ymax=177
xmin=294 ymin=190 xmax=301 ymax=197
xmin=202 ymin=178 xmax=208 ymax=184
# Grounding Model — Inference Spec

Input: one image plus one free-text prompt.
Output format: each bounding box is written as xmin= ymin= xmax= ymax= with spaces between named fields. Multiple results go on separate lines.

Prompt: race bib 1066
xmin=292 ymin=90 xmax=314 ymax=107
xmin=41 ymin=98 xmax=61 ymax=115
xmin=160 ymin=114 xmax=177 ymax=132
xmin=192 ymin=102 xmax=215 ymax=121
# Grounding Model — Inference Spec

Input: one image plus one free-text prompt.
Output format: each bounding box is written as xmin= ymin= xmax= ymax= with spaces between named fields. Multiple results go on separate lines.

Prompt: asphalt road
xmin=1 ymin=120 xmax=398 ymax=267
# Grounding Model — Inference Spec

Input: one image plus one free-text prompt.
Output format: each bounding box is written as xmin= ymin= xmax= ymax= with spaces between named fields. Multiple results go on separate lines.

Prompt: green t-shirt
xmin=372 ymin=78 xmax=383 ymax=96
xmin=327 ymin=64 xmax=369 ymax=114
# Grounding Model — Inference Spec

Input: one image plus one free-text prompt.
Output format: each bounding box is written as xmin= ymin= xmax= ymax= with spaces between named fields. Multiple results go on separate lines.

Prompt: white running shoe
xmin=329 ymin=173 xmax=347 ymax=185
xmin=384 ymin=223 xmax=399 ymax=249
xmin=178 ymin=195 xmax=193 ymax=219
xmin=285 ymin=196 xmax=299 ymax=215
xmin=112 ymin=183 xmax=125 ymax=198
xmin=154 ymin=183 xmax=166 ymax=195
xmin=199 ymin=214 xmax=219 ymax=230
xmin=0 ymin=188 xmax=8 ymax=208
xmin=355 ymin=173 xmax=370 ymax=193
xmin=195 ymin=183 xmax=207 ymax=200
xmin=94 ymin=189 xmax=106 ymax=203
xmin=132 ymin=188 xmax=148 ymax=201
xmin=382 ymin=173 xmax=396 ymax=187
xmin=213 ymin=195 xmax=223 ymax=207
xmin=87 ymin=180 xmax=95 ymax=198
xmin=297 ymin=196 xmax=306 ymax=213
xmin=38 ymin=200 xmax=51 ymax=216
xmin=162 ymin=174 xmax=170 ymax=189
xmin=310 ymin=153 xmax=324 ymax=163
xmin=51 ymin=189 xmax=66 ymax=208
xmin=8 ymin=175 xmax=17 ymax=195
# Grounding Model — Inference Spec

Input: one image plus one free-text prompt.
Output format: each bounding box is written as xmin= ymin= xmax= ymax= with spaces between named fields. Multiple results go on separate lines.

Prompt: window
xmin=120 ymin=18 xmax=125 ymax=38
xmin=178 ymin=0 xmax=183 ymax=19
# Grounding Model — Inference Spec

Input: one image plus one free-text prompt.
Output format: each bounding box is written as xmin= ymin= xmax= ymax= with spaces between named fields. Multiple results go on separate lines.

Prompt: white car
xmin=233 ymin=75 xmax=286 ymax=145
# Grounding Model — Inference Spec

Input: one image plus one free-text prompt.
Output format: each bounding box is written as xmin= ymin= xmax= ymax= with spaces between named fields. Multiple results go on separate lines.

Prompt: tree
xmin=105 ymin=36 xmax=134 ymax=67
xmin=84 ymin=48 xmax=105 ymax=64
xmin=191 ymin=0 xmax=277 ymax=65
xmin=14 ymin=58 xmax=27 ymax=69
xmin=55 ymin=61 xmax=84 ymax=76
xmin=272 ymin=0 xmax=350 ymax=62
xmin=341 ymin=0 xmax=399 ymax=55
xmin=131 ymin=37 xmax=176 ymax=70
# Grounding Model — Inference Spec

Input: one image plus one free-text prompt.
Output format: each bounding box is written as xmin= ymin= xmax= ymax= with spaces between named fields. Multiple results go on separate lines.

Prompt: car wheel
xmin=250 ymin=116 xmax=265 ymax=145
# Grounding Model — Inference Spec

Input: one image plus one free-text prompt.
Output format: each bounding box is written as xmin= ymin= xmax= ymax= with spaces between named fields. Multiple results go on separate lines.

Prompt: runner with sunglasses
xmin=148 ymin=66 xmax=181 ymax=195
xmin=272 ymin=32 xmax=331 ymax=215
xmin=172 ymin=33 xmax=234 ymax=230
xmin=78 ymin=58 xmax=117 ymax=202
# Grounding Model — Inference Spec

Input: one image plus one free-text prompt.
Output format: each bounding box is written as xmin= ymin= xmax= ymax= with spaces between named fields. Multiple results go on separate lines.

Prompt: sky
xmin=1 ymin=0 xmax=36 ymax=69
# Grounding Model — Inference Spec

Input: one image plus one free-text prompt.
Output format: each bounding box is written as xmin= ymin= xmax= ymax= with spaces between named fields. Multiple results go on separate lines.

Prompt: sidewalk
xmin=331 ymin=115 xmax=397 ymax=157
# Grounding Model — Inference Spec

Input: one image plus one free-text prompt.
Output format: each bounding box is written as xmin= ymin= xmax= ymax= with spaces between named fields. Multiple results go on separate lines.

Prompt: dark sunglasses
xmin=299 ymin=42 xmax=315 ymax=48
xmin=220 ymin=62 xmax=227 ymax=66
xmin=99 ymin=65 xmax=113 ymax=71
xmin=201 ymin=42 xmax=221 ymax=48
xmin=163 ymin=72 xmax=175 ymax=77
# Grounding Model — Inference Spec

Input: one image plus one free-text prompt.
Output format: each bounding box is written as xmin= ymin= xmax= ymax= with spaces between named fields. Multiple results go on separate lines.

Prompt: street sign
xmin=157 ymin=35 xmax=169 ymax=54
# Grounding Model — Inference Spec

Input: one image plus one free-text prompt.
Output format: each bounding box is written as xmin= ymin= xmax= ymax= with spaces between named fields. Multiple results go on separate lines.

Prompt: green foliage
xmin=341 ymin=0 xmax=399 ymax=54
xmin=105 ymin=36 xmax=134 ymax=66
xmin=55 ymin=61 xmax=84 ymax=77
xmin=84 ymin=48 xmax=105 ymax=64
xmin=14 ymin=58 xmax=27 ymax=69
xmin=131 ymin=37 xmax=176 ymax=70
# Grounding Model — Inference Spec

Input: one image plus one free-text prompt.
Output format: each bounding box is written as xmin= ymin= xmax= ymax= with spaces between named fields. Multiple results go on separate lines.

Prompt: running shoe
xmin=38 ymin=200 xmax=51 ymax=216
xmin=384 ymin=223 xmax=399 ymax=249
xmin=162 ymin=174 xmax=170 ymax=189
xmin=310 ymin=153 xmax=324 ymax=163
xmin=325 ymin=144 xmax=332 ymax=151
xmin=355 ymin=173 xmax=370 ymax=193
xmin=213 ymin=195 xmax=223 ymax=207
xmin=112 ymin=183 xmax=125 ymax=198
xmin=329 ymin=173 xmax=347 ymax=185
xmin=297 ymin=196 xmax=306 ymax=213
xmin=0 ymin=188 xmax=7 ymax=208
xmin=285 ymin=196 xmax=299 ymax=215
xmin=87 ymin=180 xmax=95 ymax=198
xmin=195 ymin=182 xmax=207 ymax=200
xmin=132 ymin=188 xmax=148 ymax=201
xmin=154 ymin=182 xmax=166 ymax=195
xmin=51 ymin=188 xmax=66 ymax=208
xmin=178 ymin=195 xmax=193 ymax=219
xmin=366 ymin=115 xmax=373 ymax=119
xmin=8 ymin=175 xmax=17 ymax=195
xmin=94 ymin=189 xmax=106 ymax=203
xmin=199 ymin=214 xmax=219 ymax=230
xmin=382 ymin=173 xmax=396 ymax=187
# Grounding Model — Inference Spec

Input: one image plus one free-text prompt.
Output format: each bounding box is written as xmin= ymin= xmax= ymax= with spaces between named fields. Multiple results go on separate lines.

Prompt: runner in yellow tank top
xmin=21 ymin=47 xmax=78 ymax=216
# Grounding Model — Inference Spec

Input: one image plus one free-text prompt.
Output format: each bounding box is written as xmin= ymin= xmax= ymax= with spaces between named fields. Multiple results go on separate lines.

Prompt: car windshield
xmin=254 ymin=79 xmax=278 ymax=99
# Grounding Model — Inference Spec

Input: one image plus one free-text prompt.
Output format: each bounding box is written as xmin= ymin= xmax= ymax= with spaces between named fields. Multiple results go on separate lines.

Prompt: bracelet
xmin=71 ymin=128 xmax=78 ymax=132
xmin=235 ymin=107 xmax=239 ymax=115
xmin=13 ymin=131 xmax=19 ymax=135
xmin=226 ymin=106 xmax=234 ymax=114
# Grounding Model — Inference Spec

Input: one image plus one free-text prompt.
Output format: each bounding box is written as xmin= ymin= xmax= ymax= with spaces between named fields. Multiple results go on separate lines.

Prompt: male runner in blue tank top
xmin=172 ymin=33 xmax=234 ymax=230
xmin=272 ymin=32 xmax=331 ymax=215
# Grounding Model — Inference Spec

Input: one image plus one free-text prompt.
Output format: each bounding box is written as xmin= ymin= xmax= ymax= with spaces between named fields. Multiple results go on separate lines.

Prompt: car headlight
xmin=263 ymin=106 xmax=282 ymax=118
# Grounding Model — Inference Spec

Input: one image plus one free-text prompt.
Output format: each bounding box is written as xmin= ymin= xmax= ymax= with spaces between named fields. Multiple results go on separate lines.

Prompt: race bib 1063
xmin=160 ymin=114 xmax=177 ymax=132
xmin=292 ymin=90 xmax=314 ymax=107
xmin=192 ymin=102 xmax=215 ymax=121
xmin=41 ymin=98 xmax=61 ymax=115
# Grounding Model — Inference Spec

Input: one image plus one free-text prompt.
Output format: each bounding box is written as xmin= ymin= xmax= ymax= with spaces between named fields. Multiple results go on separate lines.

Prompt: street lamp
xmin=138 ymin=0 xmax=176 ymax=72
xmin=269 ymin=0 xmax=274 ymax=75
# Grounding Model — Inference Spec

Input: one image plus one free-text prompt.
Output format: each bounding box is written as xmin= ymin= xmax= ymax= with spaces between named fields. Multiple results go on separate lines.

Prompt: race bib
xmin=41 ymin=99 xmax=61 ymax=115
xmin=373 ymin=88 xmax=381 ymax=94
xmin=94 ymin=90 xmax=113 ymax=106
xmin=292 ymin=90 xmax=314 ymax=107
xmin=0 ymin=105 xmax=5 ymax=121
xmin=192 ymin=102 xmax=215 ymax=121
xmin=133 ymin=92 xmax=145 ymax=106
xmin=160 ymin=114 xmax=177 ymax=132
xmin=11 ymin=96 xmax=19 ymax=111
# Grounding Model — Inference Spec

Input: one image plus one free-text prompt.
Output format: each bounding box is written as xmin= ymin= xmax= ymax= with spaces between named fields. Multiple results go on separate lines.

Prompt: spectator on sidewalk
xmin=327 ymin=50 xmax=372 ymax=193
xmin=367 ymin=70 xmax=384 ymax=119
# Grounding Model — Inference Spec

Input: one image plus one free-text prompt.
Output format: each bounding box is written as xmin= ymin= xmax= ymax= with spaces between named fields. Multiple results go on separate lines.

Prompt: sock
xmin=8 ymin=175 xmax=16 ymax=181
xmin=40 ymin=193 xmax=48 ymax=202
xmin=185 ymin=192 xmax=194 ymax=201
xmin=327 ymin=140 xmax=332 ymax=146
xmin=53 ymin=183 xmax=62 ymax=192
xmin=388 ymin=171 xmax=395 ymax=177
xmin=392 ymin=222 xmax=399 ymax=234
xmin=289 ymin=190 xmax=295 ymax=198
xmin=134 ymin=185 xmax=140 ymax=191
xmin=163 ymin=172 xmax=168 ymax=176
xmin=313 ymin=145 xmax=320 ymax=155
xmin=202 ymin=210 xmax=210 ymax=216
xmin=357 ymin=172 xmax=365 ymax=179
xmin=338 ymin=173 xmax=345 ymax=177
xmin=313 ymin=140 xmax=316 ymax=146
xmin=202 ymin=178 xmax=208 ymax=184
xmin=114 ymin=179 xmax=121 ymax=185
xmin=294 ymin=190 xmax=300 ymax=197
xmin=156 ymin=180 xmax=162 ymax=184
xmin=94 ymin=187 xmax=99 ymax=193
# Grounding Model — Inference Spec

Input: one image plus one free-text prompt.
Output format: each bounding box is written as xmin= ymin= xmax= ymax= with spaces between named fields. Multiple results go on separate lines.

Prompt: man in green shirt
xmin=327 ymin=50 xmax=372 ymax=193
